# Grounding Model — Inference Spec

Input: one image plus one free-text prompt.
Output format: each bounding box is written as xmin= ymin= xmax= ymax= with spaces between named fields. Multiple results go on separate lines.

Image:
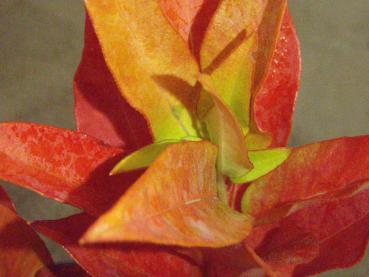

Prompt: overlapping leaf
xmin=243 ymin=136 xmax=369 ymax=220
xmin=200 ymin=0 xmax=267 ymax=70
xmin=0 ymin=204 xmax=53 ymax=277
xmin=252 ymin=9 xmax=301 ymax=147
xmin=198 ymin=75 xmax=253 ymax=180
xmin=83 ymin=141 xmax=253 ymax=247
xmin=74 ymin=15 xmax=152 ymax=151
xmin=0 ymin=122 xmax=141 ymax=216
xmin=85 ymin=0 xmax=200 ymax=142
xmin=33 ymin=213 xmax=202 ymax=277
xmin=159 ymin=0 xmax=204 ymax=41
xmin=0 ymin=186 xmax=14 ymax=211
xmin=243 ymin=186 xmax=369 ymax=276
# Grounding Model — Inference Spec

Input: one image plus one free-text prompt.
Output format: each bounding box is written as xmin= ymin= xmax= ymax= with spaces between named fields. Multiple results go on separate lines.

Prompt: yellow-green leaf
xmin=82 ymin=141 xmax=253 ymax=248
xmin=208 ymin=34 xmax=257 ymax=134
xmin=198 ymin=74 xmax=253 ymax=180
xmin=232 ymin=147 xmax=291 ymax=183
xmin=110 ymin=137 xmax=201 ymax=175
xmin=85 ymin=0 xmax=200 ymax=142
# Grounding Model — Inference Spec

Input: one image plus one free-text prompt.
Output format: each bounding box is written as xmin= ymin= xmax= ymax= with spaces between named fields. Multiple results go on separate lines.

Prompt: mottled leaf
xmin=242 ymin=136 xmax=369 ymax=220
xmin=33 ymin=214 xmax=202 ymax=277
xmin=85 ymin=0 xmax=200 ymax=142
xmin=0 ymin=122 xmax=141 ymax=216
xmin=83 ymin=141 xmax=253 ymax=247
xmin=37 ymin=263 xmax=90 ymax=277
xmin=252 ymin=9 xmax=301 ymax=147
xmin=0 ymin=205 xmax=53 ymax=277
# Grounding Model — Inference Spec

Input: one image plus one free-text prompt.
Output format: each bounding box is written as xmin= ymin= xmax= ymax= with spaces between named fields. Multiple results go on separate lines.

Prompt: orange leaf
xmin=82 ymin=141 xmax=253 ymax=247
xmin=0 ymin=205 xmax=53 ymax=276
xmin=85 ymin=0 xmax=200 ymax=141
xmin=200 ymin=0 xmax=267 ymax=70
xmin=159 ymin=0 xmax=204 ymax=41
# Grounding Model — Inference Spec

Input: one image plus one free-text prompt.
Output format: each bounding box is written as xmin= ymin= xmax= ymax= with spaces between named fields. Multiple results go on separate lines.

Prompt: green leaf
xmin=110 ymin=137 xmax=201 ymax=175
xmin=198 ymin=74 xmax=253 ymax=180
xmin=232 ymin=147 xmax=290 ymax=183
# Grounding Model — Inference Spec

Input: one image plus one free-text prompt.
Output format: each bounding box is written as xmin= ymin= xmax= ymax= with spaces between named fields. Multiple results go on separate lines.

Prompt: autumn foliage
xmin=0 ymin=1 xmax=368 ymax=276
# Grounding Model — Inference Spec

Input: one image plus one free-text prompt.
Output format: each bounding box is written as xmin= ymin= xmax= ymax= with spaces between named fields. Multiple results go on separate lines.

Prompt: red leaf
xmin=74 ymin=15 xmax=152 ymax=151
xmin=243 ymin=136 xmax=369 ymax=219
xmin=32 ymin=214 xmax=202 ymax=277
xmin=0 ymin=204 xmax=53 ymax=276
xmin=0 ymin=122 xmax=142 ymax=216
xmin=292 ymin=187 xmax=369 ymax=276
xmin=37 ymin=263 xmax=90 ymax=277
xmin=242 ymin=187 xmax=369 ymax=276
xmin=252 ymin=8 xmax=301 ymax=147
xmin=0 ymin=186 xmax=14 ymax=211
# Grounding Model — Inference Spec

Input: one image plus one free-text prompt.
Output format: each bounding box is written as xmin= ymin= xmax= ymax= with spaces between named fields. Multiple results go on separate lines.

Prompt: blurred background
xmin=0 ymin=1 xmax=368 ymax=276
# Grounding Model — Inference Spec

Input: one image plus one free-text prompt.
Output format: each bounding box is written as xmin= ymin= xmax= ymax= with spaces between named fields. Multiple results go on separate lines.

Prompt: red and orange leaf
xmin=33 ymin=213 xmax=202 ymax=277
xmin=252 ymin=8 xmax=301 ymax=147
xmin=83 ymin=141 xmax=253 ymax=248
xmin=85 ymin=0 xmax=200 ymax=142
xmin=159 ymin=0 xmax=204 ymax=41
xmin=200 ymin=0 xmax=267 ymax=70
xmin=0 ymin=122 xmax=142 ymax=216
xmin=74 ymin=15 xmax=152 ymax=151
xmin=252 ymin=0 xmax=287 ymax=93
xmin=0 ymin=204 xmax=53 ymax=277
xmin=243 ymin=136 xmax=369 ymax=219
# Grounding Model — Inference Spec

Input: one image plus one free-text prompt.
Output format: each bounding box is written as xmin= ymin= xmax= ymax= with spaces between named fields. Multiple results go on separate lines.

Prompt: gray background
xmin=0 ymin=1 xmax=368 ymax=276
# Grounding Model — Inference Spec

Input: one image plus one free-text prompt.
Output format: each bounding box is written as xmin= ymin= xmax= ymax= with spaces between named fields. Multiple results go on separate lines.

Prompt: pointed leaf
xmin=233 ymin=147 xmax=291 ymax=184
xmin=111 ymin=137 xmax=201 ymax=175
xmin=33 ymin=214 xmax=202 ymax=277
xmin=200 ymin=0 xmax=267 ymax=70
xmin=83 ymin=141 xmax=253 ymax=247
xmin=252 ymin=9 xmax=301 ymax=147
xmin=198 ymin=74 xmax=253 ymax=181
xmin=208 ymin=34 xmax=257 ymax=133
xmin=252 ymin=0 xmax=287 ymax=92
xmin=0 ymin=205 xmax=53 ymax=276
xmin=159 ymin=0 xmax=204 ymax=41
xmin=242 ymin=136 xmax=369 ymax=219
xmin=74 ymin=15 xmax=152 ymax=151
xmin=0 ymin=122 xmax=141 ymax=216
xmin=85 ymin=0 xmax=200 ymax=142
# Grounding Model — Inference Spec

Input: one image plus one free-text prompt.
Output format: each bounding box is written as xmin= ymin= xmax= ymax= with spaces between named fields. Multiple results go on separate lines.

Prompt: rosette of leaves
xmin=0 ymin=1 xmax=368 ymax=276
